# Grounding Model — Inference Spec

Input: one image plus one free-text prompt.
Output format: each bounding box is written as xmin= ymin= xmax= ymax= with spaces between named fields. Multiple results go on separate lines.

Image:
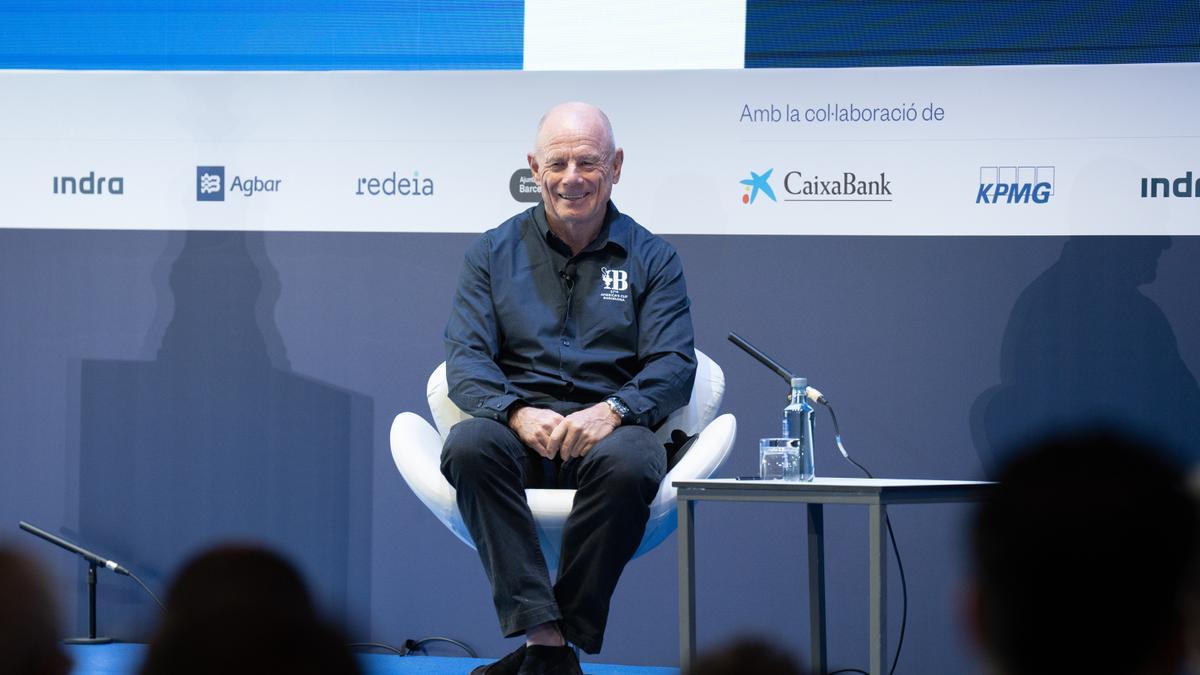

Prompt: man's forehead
xmin=540 ymin=138 xmax=608 ymax=158
xmin=539 ymin=125 xmax=606 ymax=147
xmin=535 ymin=107 xmax=614 ymax=156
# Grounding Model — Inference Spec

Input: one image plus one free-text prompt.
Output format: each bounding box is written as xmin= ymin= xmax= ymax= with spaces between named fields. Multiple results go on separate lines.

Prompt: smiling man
xmin=441 ymin=102 xmax=696 ymax=675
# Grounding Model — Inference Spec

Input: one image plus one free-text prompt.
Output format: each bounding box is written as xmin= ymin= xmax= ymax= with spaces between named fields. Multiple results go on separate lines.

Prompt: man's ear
xmin=611 ymin=148 xmax=624 ymax=184
xmin=527 ymin=152 xmax=539 ymax=175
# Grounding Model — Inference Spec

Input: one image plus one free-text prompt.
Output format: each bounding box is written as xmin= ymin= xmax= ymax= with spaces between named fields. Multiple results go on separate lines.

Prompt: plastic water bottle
xmin=782 ymin=377 xmax=816 ymax=480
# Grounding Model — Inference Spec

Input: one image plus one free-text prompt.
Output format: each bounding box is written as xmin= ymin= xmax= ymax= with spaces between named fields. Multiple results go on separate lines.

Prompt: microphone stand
xmin=19 ymin=521 xmax=122 ymax=644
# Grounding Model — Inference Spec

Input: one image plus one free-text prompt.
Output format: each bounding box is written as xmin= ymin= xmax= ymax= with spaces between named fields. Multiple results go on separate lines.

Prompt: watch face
xmin=606 ymin=396 xmax=631 ymax=422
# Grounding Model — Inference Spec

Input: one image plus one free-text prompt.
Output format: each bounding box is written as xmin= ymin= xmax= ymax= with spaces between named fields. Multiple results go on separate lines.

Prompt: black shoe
xmin=517 ymin=645 xmax=582 ymax=675
xmin=470 ymin=644 xmax=527 ymax=675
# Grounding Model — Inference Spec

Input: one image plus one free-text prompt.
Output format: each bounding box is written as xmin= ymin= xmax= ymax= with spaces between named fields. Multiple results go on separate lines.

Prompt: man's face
xmin=528 ymin=112 xmax=623 ymax=234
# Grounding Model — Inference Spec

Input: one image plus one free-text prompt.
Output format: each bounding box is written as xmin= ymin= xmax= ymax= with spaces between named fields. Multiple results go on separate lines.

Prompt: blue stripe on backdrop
xmin=0 ymin=0 xmax=524 ymax=70
xmin=746 ymin=0 xmax=1200 ymax=68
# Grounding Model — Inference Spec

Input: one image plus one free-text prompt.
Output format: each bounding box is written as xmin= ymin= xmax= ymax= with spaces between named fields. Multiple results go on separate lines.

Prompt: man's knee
xmin=582 ymin=427 xmax=665 ymax=494
xmin=440 ymin=417 xmax=520 ymax=483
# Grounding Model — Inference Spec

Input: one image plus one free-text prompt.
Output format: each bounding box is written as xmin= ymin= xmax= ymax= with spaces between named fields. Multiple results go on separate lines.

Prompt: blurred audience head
xmin=0 ymin=545 xmax=72 ymax=675
xmin=683 ymin=636 xmax=808 ymax=675
xmin=967 ymin=427 xmax=1198 ymax=675
xmin=138 ymin=543 xmax=360 ymax=675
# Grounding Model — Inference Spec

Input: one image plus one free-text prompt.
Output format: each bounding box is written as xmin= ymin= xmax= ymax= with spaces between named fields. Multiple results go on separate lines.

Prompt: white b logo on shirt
xmin=601 ymin=267 xmax=629 ymax=292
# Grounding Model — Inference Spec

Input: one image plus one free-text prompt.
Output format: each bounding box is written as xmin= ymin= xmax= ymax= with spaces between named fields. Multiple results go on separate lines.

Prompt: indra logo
xmin=52 ymin=171 xmax=124 ymax=195
xmin=977 ymin=166 xmax=1054 ymax=204
xmin=1141 ymin=171 xmax=1199 ymax=198
xmin=196 ymin=165 xmax=282 ymax=202
xmin=739 ymin=169 xmax=776 ymax=205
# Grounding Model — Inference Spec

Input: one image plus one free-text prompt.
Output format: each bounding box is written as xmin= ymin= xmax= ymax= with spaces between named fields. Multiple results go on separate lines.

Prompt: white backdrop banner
xmin=1 ymin=64 xmax=1197 ymax=235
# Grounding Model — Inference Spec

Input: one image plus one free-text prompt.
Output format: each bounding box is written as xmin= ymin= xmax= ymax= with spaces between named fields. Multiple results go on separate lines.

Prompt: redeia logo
xmin=355 ymin=171 xmax=435 ymax=197
xmin=739 ymin=169 xmax=776 ymax=204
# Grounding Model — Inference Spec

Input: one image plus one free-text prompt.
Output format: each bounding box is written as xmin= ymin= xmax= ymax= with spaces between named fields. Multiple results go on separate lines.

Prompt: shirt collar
xmin=532 ymin=201 xmax=629 ymax=255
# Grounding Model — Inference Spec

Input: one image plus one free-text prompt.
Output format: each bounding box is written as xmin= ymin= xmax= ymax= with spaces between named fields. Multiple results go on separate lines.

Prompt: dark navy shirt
xmin=445 ymin=201 xmax=696 ymax=429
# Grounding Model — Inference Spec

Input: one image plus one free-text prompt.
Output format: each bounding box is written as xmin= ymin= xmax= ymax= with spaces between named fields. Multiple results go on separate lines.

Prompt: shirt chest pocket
xmin=575 ymin=271 xmax=638 ymax=349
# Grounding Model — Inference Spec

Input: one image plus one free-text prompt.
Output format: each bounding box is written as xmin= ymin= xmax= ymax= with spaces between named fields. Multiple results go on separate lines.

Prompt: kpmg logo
xmin=1141 ymin=171 xmax=1200 ymax=198
xmin=355 ymin=171 xmax=434 ymax=197
xmin=739 ymin=169 xmax=776 ymax=205
xmin=977 ymin=166 xmax=1054 ymax=204
xmin=52 ymin=171 xmax=124 ymax=195
xmin=196 ymin=166 xmax=224 ymax=201
xmin=510 ymin=169 xmax=542 ymax=203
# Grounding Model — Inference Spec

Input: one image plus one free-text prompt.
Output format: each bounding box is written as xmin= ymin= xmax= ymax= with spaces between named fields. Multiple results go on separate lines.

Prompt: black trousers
xmin=440 ymin=417 xmax=665 ymax=654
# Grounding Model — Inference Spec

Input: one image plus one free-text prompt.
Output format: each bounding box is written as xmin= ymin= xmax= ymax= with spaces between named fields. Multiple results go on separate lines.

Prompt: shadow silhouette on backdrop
xmin=76 ymin=232 xmax=372 ymax=637
xmin=971 ymin=236 xmax=1200 ymax=474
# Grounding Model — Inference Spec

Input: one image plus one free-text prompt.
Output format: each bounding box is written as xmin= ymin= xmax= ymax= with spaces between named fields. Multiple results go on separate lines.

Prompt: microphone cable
xmin=820 ymin=400 xmax=908 ymax=675
xmin=348 ymin=636 xmax=477 ymax=658
xmin=127 ymin=569 xmax=165 ymax=609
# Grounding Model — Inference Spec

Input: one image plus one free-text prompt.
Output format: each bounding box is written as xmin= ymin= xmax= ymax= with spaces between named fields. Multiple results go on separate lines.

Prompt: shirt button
xmin=561 ymin=339 xmax=570 ymax=346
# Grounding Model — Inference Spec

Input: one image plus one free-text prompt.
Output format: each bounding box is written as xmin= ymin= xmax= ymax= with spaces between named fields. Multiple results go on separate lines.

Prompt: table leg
xmin=869 ymin=503 xmax=888 ymax=675
xmin=678 ymin=497 xmax=696 ymax=669
xmin=806 ymin=503 xmax=827 ymax=675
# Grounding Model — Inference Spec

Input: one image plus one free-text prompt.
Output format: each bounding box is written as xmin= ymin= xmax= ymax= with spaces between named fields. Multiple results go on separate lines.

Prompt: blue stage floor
xmin=67 ymin=643 xmax=679 ymax=675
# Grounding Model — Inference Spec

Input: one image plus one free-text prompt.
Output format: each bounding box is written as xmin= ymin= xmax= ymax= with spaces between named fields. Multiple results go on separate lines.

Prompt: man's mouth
xmin=558 ymin=192 xmax=589 ymax=201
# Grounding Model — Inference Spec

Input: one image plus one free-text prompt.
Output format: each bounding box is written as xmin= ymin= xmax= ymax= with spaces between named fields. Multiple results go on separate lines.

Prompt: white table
xmin=674 ymin=477 xmax=994 ymax=675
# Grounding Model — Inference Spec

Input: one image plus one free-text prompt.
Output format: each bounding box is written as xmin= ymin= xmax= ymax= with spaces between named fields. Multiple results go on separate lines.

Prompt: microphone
xmin=18 ymin=521 xmax=130 ymax=576
xmin=727 ymin=332 xmax=827 ymax=405
xmin=559 ymin=268 xmax=575 ymax=292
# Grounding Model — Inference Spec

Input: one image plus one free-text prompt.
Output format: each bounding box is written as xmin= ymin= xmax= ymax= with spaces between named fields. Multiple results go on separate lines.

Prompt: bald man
xmin=441 ymin=102 xmax=696 ymax=675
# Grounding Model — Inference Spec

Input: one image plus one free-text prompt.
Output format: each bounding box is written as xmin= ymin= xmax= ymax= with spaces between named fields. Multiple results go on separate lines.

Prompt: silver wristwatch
xmin=604 ymin=396 xmax=633 ymax=425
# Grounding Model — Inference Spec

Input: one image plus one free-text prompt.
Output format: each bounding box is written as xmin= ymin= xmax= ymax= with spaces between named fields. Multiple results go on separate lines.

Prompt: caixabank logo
xmin=196 ymin=166 xmax=282 ymax=202
xmin=739 ymin=169 xmax=776 ymax=204
xmin=739 ymin=167 xmax=892 ymax=204
xmin=977 ymin=166 xmax=1054 ymax=204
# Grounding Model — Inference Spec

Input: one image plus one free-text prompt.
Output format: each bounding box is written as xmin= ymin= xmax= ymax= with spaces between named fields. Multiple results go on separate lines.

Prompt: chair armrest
xmin=390 ymin=412 xmax=457 ymax=522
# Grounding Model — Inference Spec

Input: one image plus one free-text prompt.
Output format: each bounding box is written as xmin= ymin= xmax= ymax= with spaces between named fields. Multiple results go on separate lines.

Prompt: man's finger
xmin=527 ymin=432 xmax=548 ymax=458
xmin=559 ymin=424 xmax=583 ymax=460
xmin=547 ymin=421 xmax=568 ymax=459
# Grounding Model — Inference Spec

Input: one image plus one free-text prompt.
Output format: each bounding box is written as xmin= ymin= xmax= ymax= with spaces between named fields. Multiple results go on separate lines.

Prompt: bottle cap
xmin=791 ymin=377 xmax=807 ymax=388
